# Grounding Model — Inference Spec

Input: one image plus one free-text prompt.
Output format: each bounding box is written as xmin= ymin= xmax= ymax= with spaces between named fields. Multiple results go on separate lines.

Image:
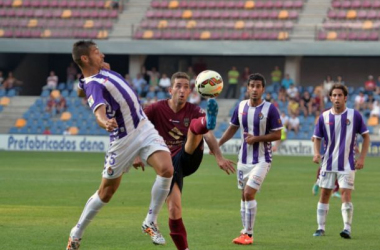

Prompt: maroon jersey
xmin=144 ymin=100 xmax=205 ymax=157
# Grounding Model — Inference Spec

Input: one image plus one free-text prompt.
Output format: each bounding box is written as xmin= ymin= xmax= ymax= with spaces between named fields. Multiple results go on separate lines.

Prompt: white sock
xmin=317 ymin=202 xmax=329 ymax=231
xmin=144 ymin=175 xmax=172 ymax=224
xmin=71 ymin=191 xmax=106 ymax=239
xmin=240 ymin=200 xmax=246 ymax=233
xmin=341 ymin=202 xmax=353 ymax=232
xmin=244 ymin=200 xmax=257 ymax=235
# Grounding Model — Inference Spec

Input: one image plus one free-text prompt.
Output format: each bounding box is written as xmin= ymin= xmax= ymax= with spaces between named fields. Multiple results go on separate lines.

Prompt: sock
xmin=341 ymin=202 xmax=353 ymax=232
xmin=144 ymin=175 xmax=172 ymax=224
xmin=244 ymin=200 xmax=257 ymax=236
xmin=71 ymin=191 xmax=106 ymax=239
xmin=169 ymin=218 xmax=188 ymax=250
xmin=189 ymin=117 xmax=209 ymax=135
xmin=240 ymin=200 xmax=246 ymax=233
xmin=317 ymin=202 xmax=329 ymax=231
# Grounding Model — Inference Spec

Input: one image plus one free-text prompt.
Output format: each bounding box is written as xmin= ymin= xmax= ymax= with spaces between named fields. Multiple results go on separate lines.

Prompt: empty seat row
xmin=0 ymin=28 xmax=108 ymax=39
xmin=328 ymin=9 xmax=380 ymax=19
xmin=322 ymin=20 xmax=380 ymax=30
xmin=139 ymin=19 xmax=294 ymax=30
xmin=150 ymin=0 xmax=304 ymax=9
xmin=134 ymin=29 xmax=289 ymax=40
xmin=0 ymin=0 xmax=113 ymax=9
xmin=332 ymin=0 xmax=380 ymax=9
xmin=317 ymin=30 xmax=379 ymax=40
xmin=0 ymin=18 xmax=113 ymax=29
xmin=0 ymin=8 xmax=119 ymax=19
xmin=146 ymin=9 xmax=299 ymax=19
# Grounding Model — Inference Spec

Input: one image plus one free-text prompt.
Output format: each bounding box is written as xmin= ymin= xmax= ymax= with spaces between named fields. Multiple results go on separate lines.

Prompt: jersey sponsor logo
xmin=169 ymin=127 xmax=183 ymax=140
xmin=346 ymin=119 xmax=351 ymax=126
xmin=87 ymin=95 xmax=94 ymax=107
xmin=184 ymin=118 xmax=190 ymax=127
xmin=169 ymin=119 xmax=180 ymax=123
xmin=102 ymin=78 xmax=108 ymax=84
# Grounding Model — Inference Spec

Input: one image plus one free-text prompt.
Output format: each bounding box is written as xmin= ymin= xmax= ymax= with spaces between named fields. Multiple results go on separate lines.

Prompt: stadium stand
xmin=134 ymin=0 xmax=305 ymax=40
xmin=0 ymin=0 xmax=121 ymax=39
xmin=317 ymin=0 xmax=380 ymax=41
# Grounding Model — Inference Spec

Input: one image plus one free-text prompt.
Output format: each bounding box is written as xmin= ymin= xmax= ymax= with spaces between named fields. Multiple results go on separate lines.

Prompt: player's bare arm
xmin=313 ymin=137 xmax=322 ymax=164
xmin=355 ymin=132 xmax=370 ymax=170
xmin=94 ymin=105 xmax=118 ymax=132
xmin=244 ymin=129 xmax=281 ymax=145
xmin=204 ymin=131 xmax=236 ymax=175
xmin=218 ymin=125 xmax=239 ymax=146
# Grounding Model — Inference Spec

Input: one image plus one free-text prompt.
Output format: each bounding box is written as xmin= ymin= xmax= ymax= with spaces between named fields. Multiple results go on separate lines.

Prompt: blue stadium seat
xmin=146 ymin=91 xmax=155 ymax=99
xmin=61 ymin=89 xmax=69 ymax=98
xmin=0 ymin=89 xmax=5 ymax=97
xmin=9 ymin=127 xmax=19 ymax=134
xmin=156 ymin=91 xmax=166 ymax=100
xmin=6 ymin=89 xmax=16 ymax=97
xmin=41 ymin=89 xmax=50 ymax=97
xmin=58 ymin=82 xmax=66 ymax=91
xmin=70 ymin=90 xmax=78 ymax=97
xmin=0 ymin=105 xmax=3 ymax=113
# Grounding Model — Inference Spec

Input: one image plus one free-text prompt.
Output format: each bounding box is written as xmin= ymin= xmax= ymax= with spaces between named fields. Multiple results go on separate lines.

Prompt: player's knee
xmin=98 ymin=186 xmax=117 ymax=203
xmin=158 ymin=163 xmax=174 ymax=178
xmin=168 ymin=203 xmax=182 ymax=218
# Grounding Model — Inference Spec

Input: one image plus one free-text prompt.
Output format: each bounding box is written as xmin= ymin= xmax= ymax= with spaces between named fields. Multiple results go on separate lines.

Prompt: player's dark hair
xmin=329 ymin=83 xmax=348 ymax=97
xmin=72 ymin=40 xmax=96 ymax=68
xmin=247 ymin=73 xmax=266 ymax=87
xmin=171 ymin=72 xmax=190 ymax=86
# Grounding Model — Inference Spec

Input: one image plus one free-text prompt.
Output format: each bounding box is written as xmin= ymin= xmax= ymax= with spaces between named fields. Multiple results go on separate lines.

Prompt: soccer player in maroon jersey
xmin=134 ymin=72 xmax=235 ymax=250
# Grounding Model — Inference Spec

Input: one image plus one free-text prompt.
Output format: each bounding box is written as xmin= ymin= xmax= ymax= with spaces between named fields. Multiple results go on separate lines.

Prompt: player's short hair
xmin=247 ymin=73 xmax=266 ymax=87
xmin=329 ymin=83 xmax=348 ymax=96
xmin=171 ymin=72 xmax=190 ymax=86
xmin=72 ymin=40 xmax=96 ymax=68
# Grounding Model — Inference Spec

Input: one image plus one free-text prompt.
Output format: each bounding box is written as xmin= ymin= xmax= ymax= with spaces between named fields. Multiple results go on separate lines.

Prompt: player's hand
xmin=354 ymin=157 xmax=364 ymax=170
xmin=217 ymin=157 xmax=236 ymax=175
xmin=244 ymin=132 xmax=256 ymax=145
xmin=313 ymin=154 xmax=321 ymax=164
xmin=133 ymin=156 xmax=145 ymax=171
xmin=105 ymin=118 xmax=118 ymax=132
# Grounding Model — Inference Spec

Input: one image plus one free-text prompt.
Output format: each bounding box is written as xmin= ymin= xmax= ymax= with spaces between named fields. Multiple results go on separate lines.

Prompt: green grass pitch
xmin=0 ymin=151 xmax=379 ymax=249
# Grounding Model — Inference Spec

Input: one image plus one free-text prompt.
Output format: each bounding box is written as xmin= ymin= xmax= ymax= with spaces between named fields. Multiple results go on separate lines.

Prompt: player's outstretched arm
xmin=355 ymin=133 xmax=370 ymax=170
xmin=218 ymin=125 xmax=239 ymax=147
xmin=94 ymin=105 xmax=118 ymax=132
xmin=313 ymin=137 xmax=322 ymax=164
xmin=204 ymin=131 xmax=236 ymax=175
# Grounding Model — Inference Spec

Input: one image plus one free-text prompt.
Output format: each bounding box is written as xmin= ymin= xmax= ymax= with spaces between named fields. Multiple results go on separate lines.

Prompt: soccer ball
xmin=195 ymin=70 xmax=224 ymax=98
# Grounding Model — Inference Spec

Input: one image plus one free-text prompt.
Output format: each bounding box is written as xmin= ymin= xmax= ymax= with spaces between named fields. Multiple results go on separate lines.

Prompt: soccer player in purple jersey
xmin=312 ymin=84 xmax=370 ymax=239
xmin=133 ymin=72 xmax=235 ymax=250
xmin=218 ymin=73 xmax=283 ymax=245
xmin=66 ymin=41 xmax=174 ymax=250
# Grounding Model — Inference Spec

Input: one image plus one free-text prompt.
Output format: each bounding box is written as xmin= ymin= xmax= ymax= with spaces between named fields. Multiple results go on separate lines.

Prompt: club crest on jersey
xmin=346 ymin=119 xmax=351 ymax=126
xmin=87 ymin=95 xmax=94 ymax=107
xmin=259 ymin=113 xmax=264 ymax=120
xmin=184 ymin=118 xmax=190 ymax=127
xmin=107 ymin=167 xmax=114 ymax=176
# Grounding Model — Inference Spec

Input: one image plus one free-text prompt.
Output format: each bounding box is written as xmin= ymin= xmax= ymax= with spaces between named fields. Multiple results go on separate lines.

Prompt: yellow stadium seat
xmin=84 ymin=20 xmax=94 ymax=28
xmin=169 ymin=0 xmax=179 ymax=9
xmin=235 ymin=21 xmax=245 ymax=29
xmin=61 ymin=112 xmax=72 ymax=121
xmin=28 ymin=19 xmax=38 ymax=28
xmin=182 ymin=10 xmax=192 ymax=19
xmin=0 ymin=29 xmax=4 ymax=37
xmin=200 ymin=31 xmax=211 ymax=40
xmin=327 ymin=31 xmax=337 ymax=40
xmin=0 ymin=97 xmax=10 ymax=106
xmin=186 ymin=20 xmax=196 ymax=29
xmin=346 ymin=10 xmax=357 ymax=19
xmin=41 ymin=29 xmax=51 ymax=38
xmin=69 ymin=126 xmax=79 ymax=135
xmin=368 ymin=116 xmax=379 ymax=126
xmin=15 ymin=118 xmax=26 ymax=128
xmin=158 ymin=20 xmax=168 ymax=29
xmin=278 ymin=10 xmax=289 ymax=19
xmin=61 ymin=9 xmax=72 ymax=18
xmin=143 ymin=30 xmax=154 ymax=39
xmin=104 ymin=0 xmax=112 ymax=8
xmin=245 ymin=1 xmax=255 ymax=9
xmin=278 ymin=31 xmax=289 ymax=40
xmin=12 ymin=0 xmax=22 ymax=7
xmin=97 ymin=30 xmax=108 ymax=39
xmin=51 ymin=90 xmax=61 ymax=99
xmin=362 ymin=20 xmax=373 ymax=29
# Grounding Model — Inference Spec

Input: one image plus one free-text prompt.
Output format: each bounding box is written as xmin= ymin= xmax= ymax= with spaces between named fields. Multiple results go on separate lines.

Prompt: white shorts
xmin=102 ymin=120 xmax=170 ymax=179
xmin=318 ymin=171 xmax=355 ymax=190
xmin=237 ymin=162 xmax=271 ymax=190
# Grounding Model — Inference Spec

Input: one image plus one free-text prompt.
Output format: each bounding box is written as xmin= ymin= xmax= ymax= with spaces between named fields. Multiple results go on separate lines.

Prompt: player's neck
xmin=332 ymin=106 xmax=346 ymax=115
xmin=168 ymin=99 xmax=185 ymax=113
xmin=249 ymin=98 xmax=263 ymax=107
xmin=82 ymin=67 xmax=100 ymax=78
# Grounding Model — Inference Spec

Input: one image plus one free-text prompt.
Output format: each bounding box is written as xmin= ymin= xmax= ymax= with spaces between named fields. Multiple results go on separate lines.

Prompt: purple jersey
xmin=230 ymin=100 xmax=282 ymax=164
xmin=313 ymin=108 xmax=368 ymax=172
xmin=78 ymin=69 xmax=146 ymax=141
xmin=144 ymin=100 xmax=205 ymax=157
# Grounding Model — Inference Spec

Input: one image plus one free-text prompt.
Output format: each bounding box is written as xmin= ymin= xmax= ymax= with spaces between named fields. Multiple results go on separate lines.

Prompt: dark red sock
xmin=189 ymin=117 xmax=208 ymax=135
xmin=169 ymin=218 xmax=188 ymax=250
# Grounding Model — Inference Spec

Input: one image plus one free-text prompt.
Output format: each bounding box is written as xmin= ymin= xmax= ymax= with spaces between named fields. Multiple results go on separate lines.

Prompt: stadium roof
xmin=0 ymin=39 xmax=379 ymax=56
